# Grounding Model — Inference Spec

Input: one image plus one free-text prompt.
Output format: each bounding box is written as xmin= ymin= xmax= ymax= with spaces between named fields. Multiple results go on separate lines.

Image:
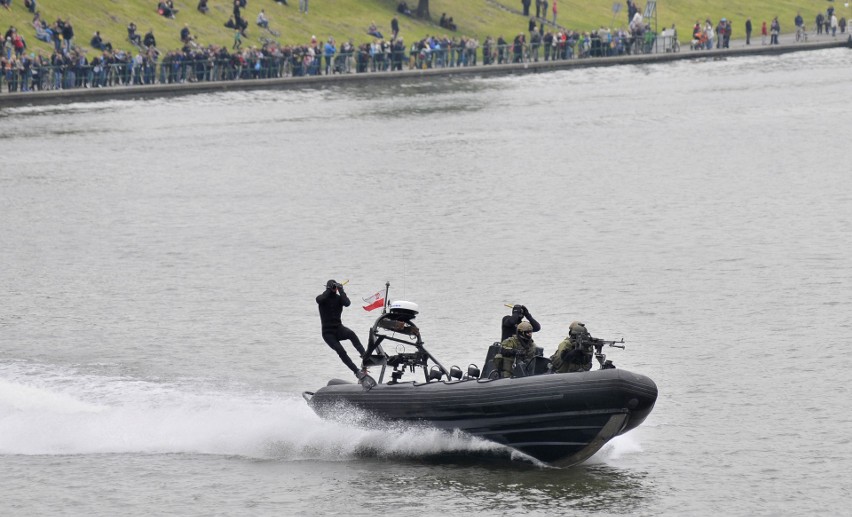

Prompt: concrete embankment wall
xmin=1 ymin=39 xmax=848 ymax=108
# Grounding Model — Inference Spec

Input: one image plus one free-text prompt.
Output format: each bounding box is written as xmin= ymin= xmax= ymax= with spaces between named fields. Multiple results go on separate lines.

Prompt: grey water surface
xmin=2 ymin=48 xmax=851 ymax=516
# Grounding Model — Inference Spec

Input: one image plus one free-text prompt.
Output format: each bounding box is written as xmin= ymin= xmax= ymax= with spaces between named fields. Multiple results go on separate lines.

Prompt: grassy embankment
xmin=491 ymin=0 xmax=844 ymax=38
xmin=3 ymin=0 xmax=844 ymax=58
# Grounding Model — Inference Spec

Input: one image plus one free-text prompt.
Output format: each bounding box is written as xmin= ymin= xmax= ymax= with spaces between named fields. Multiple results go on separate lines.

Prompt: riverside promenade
xmin=1 ymin=33 xmax=848 ymax=108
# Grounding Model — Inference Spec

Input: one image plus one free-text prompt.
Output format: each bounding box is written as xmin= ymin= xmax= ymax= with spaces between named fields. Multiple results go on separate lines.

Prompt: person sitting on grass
xmin=257 ymin=9 xmax=269 ymax=29
xmin=157 ymin=1 xmax=177 ymax=19
xmin=33 ymin=18 xmax=53 ymax=43
xmin=127 ymin=22 xmax=142 ymax=47
xmin=367 ymin=21 xmax=383 ymax=39
xmin=143 ymin=28 xmax=156 ymax=49
xmin=90 ymin=31 xmax=112 ymax=51
xmin=439 ymin=13 xmax=457 ymax=31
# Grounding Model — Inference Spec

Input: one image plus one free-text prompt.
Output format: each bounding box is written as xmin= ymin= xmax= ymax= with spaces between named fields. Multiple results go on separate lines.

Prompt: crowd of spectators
xmin=815 ymin=6 xmax=846 ymax=37
xmin=2 ymin=1 xmax=849 ymax=94
xmin=691 ymin=18 xmax=733 ymax=50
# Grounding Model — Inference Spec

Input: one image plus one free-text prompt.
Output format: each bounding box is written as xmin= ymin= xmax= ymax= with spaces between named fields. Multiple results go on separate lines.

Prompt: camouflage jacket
xmin=500 ymin=335 xmax=536 ymax=362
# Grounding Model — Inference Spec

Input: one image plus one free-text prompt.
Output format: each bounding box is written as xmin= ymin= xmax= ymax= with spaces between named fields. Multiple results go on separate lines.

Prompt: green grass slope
xmin=5 ymin=0 xmax=541 ymax=56
xmin=492 ymin=0 xmax=843 ymax=37
xmin=3 ymin=0 xmax=846 ymax=58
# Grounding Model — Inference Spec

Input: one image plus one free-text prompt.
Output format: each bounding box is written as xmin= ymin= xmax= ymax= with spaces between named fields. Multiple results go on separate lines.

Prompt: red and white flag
xmin=362 ymin=290 xmax=385 ymax=312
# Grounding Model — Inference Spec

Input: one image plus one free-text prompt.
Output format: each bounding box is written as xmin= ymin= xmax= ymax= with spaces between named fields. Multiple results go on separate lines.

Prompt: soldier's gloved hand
xmin=502 ymin=348 xmax=517 ymax=357
xmin=563 ymin=348 xmax=581 ymax=361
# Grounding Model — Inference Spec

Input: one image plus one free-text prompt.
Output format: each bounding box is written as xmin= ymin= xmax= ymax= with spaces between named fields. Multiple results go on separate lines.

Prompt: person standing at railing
xmin=340 ymin=39 xmax=354 ymax=72
xmin=391 ymin=37 xmax=404 ymax=70
xmin=703 ymin=19 xmax=714 ymax=50
xmin=745 ymin=18 xmax=752 ymax=45
xmin=770 ymin=17 xmax=780 ymax=45
xmin=530 ymin=31 xmax=540 ymax=61
xmin=715 ymin=19 xmax=725 ymax=49
xmin=725 ymin=19 xmax=732 ymax=48
xmin=542 ymin=31 xmax=552 ymax=60
xmin=323 ymin=37 xmax=335 ymax=74
xmin=512 ymin=33 xmax=524 ymax=63
xmin=466 ymin=37 xmax=478 ymax=66
xmin=49 ymin=49 xmax=61 ymax=89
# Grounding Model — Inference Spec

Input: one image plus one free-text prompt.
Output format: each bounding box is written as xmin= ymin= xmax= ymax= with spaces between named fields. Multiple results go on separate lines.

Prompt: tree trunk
xmin=416 ymin=0 xmax=430 ymax=20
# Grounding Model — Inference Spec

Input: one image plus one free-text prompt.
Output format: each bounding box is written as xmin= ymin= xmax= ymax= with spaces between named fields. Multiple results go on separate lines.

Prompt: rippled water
xmin=2 ymin=48 xmax=851 ymax=516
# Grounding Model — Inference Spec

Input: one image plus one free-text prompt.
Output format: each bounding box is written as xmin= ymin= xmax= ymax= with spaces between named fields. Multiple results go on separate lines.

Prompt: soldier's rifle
xmin=585 ymin=337 xmax=625 ymax=370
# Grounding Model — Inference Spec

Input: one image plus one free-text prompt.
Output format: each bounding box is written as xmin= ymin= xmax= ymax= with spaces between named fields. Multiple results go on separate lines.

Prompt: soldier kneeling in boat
xmin=550 ymin=321 xmax=594 ymax=373
xmin=493 ymin=321 xmax=537 ymax=378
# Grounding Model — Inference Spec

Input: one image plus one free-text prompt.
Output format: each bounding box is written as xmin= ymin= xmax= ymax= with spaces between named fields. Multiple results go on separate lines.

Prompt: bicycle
xmin=795 ymin=25 xmax=808 ymax=42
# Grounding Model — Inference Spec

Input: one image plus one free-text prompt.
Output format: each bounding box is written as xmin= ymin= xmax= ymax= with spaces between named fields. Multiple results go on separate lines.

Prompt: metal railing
xmin=1 ymin=35 xmax=666 ymax=93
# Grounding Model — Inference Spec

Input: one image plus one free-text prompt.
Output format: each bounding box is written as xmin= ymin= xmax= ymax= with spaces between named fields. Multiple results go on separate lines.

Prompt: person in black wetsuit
xmin=316 ymin=279 xmax=366 ymax=378
xmin=501 ymin=304 xmax=541 ymax=341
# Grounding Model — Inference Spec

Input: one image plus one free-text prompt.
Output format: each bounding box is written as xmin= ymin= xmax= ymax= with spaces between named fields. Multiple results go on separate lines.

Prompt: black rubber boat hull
xmin=305 ymin=368 xmax=657 ymax=466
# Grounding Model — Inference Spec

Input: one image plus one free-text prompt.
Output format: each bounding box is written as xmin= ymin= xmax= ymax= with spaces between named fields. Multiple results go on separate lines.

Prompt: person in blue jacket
xmin=323 ymin=37 xmax=336 ymax=74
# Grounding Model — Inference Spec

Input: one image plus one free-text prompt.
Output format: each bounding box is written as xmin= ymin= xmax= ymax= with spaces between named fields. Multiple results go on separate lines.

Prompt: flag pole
xmin=382 ymin=281 xmax=390 ymax=314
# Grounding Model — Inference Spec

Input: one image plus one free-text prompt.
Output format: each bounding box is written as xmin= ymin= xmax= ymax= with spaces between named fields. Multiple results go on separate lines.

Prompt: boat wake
xmin=0 ymin=362 xmax=511 ymax=462
xmin=0 ymin=361 xmax=642 ymax=466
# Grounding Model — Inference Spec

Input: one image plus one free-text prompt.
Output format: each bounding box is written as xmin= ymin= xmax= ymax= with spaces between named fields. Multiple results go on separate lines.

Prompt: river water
xmin=2 ymin=48 xmax=851 ymax=516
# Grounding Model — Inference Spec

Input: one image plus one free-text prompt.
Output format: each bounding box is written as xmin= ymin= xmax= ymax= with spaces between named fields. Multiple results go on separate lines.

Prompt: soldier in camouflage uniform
xmin=493 ymin=321 xmax=536 ymax=378
xmin=550 ymin=321 xmax=594 ymax=373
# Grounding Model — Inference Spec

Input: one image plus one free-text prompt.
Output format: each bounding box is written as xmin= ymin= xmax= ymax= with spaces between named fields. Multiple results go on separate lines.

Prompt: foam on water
xmin=0 ymin=362 xmax=509 ymax=461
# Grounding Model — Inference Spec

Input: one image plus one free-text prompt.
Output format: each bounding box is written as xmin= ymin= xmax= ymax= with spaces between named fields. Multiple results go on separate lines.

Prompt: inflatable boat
xmin=303 ymin=296 xmax=657 ymax=467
